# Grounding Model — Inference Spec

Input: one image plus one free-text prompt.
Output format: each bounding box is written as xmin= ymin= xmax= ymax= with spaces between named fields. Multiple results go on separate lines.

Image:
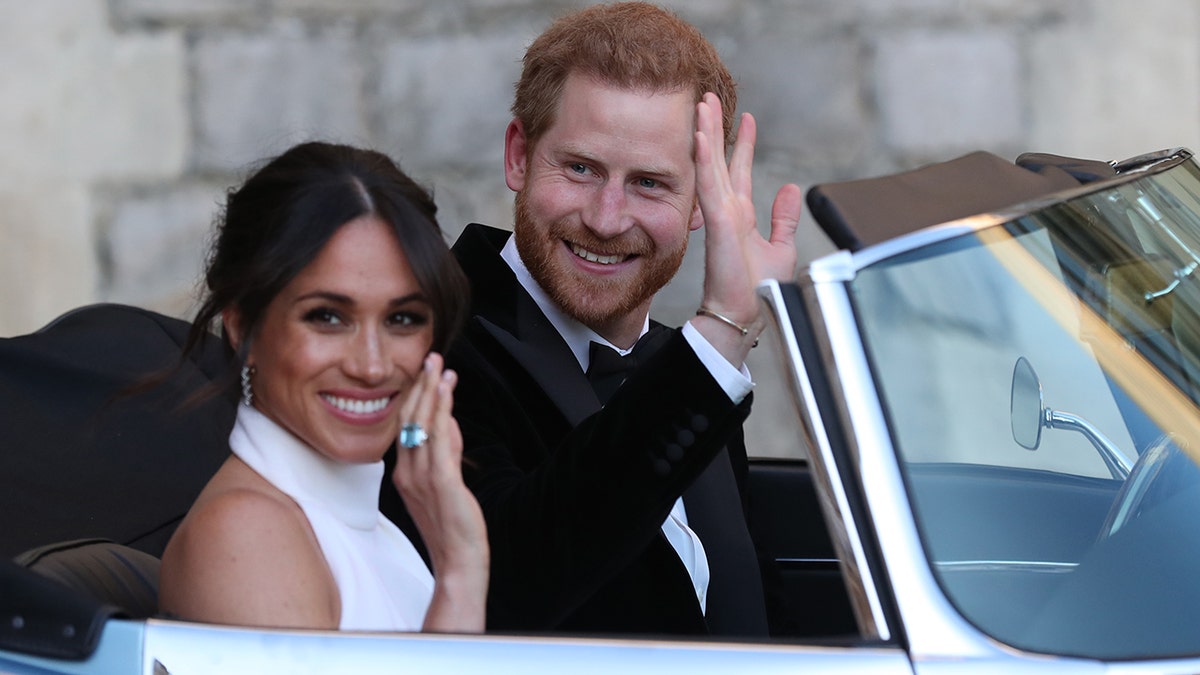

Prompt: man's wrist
xmin=682 ymin=321 xmax=754 ymax=403
xmin=695 ymin=306 xmax=759 ymax=348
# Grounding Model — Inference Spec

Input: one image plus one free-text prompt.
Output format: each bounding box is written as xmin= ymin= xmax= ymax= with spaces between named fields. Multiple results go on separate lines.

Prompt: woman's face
xmin=243 ymin=215 xmax=434 ymax=464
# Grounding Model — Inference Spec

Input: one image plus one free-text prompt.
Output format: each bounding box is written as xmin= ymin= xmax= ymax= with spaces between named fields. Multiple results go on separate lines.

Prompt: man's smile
xmin=569 ymin=241 xmax=632 ymax=265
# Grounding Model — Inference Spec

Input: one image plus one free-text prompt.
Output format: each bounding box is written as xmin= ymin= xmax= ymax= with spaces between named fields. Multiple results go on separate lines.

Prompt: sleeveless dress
xmin=228 ymin=403 xmax=434 ymax=631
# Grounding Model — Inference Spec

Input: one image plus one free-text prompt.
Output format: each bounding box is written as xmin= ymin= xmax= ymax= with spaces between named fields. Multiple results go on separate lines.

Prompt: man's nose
xmin=583 ymin=180 xmax=634 ymax=238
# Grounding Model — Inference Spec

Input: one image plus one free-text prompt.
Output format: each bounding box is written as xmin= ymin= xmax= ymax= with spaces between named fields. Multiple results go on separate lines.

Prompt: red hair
xmin=512 ymin=2 xmax=738 ymax=147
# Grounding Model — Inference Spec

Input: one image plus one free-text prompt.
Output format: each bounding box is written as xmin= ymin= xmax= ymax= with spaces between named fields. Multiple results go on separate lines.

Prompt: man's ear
xmin=221 ymin=308 xmax=245 ymax=355
xmin=504 ymin=118 xmax=529 ymax=192
xmin=688 ymin=199 xmax=704 ymax=231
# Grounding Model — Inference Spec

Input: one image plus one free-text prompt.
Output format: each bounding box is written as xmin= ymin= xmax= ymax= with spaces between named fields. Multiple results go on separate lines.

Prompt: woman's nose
xmin=346 ymin=327 xmax=391 ymax=383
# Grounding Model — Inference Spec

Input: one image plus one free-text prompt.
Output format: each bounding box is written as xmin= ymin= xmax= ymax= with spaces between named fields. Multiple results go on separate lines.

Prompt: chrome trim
xmin=758 ymin=279 xmax=890 ymax=641
xmin=934 ymin=560 xmax=1078 ymax=573
xmin=139 ymin=618 xmax=914 ymax=674
xmin=847 ymin=219 xmax=995 ymax=271
xmin=1044 ymin=409 xmax=1132 ymax=479
xmin=1110 ymin=147 xmax=1191 ymax=173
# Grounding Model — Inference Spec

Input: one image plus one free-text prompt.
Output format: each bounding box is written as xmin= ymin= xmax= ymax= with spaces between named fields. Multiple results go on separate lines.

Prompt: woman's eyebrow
xmin=294 ymin=290 xmax=429 ymax=306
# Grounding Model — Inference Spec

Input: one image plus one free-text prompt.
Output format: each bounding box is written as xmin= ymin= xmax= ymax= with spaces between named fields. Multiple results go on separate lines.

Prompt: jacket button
xmin=676 ymin=429 xmax=695 ymax=447
xmin=653 ymin=458 xmax=672 ymax=476
xmin=665 ymin=443 xmax=684 ymax=462
xmin=691 ymin=414 xmax=709 ymax=432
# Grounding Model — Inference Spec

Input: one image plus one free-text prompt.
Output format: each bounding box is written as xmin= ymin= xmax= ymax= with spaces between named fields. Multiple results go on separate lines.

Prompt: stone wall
xmin=3 ymin=0 xmax=1198 ymax=455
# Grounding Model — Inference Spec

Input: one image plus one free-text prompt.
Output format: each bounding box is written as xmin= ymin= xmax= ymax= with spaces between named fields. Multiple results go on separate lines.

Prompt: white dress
xmin=228 ymin=403 xmax=434 ymax=631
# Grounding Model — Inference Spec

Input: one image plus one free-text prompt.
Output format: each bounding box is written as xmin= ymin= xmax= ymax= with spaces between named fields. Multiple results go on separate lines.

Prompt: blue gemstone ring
xmin=399 ymin=422 xmax=428 ymax=449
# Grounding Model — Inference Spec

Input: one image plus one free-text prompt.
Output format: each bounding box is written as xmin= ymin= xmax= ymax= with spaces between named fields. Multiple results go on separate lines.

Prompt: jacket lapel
xmin=454 ymin=224 xmax=600 ymax=426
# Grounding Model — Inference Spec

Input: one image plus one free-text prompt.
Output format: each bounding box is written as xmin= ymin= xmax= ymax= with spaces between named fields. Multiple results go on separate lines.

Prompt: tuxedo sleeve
xmin=449 ymin=328 xmax=752 ymax=630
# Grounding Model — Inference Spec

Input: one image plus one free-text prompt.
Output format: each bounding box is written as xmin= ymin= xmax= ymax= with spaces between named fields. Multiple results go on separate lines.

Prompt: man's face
xmin=505 ymin=73 xmax=699 ymax=340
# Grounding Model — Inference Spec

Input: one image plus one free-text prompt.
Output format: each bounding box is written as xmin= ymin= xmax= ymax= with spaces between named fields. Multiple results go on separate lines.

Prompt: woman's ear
xmin=221 ymin=308 xmax=245 ymax=355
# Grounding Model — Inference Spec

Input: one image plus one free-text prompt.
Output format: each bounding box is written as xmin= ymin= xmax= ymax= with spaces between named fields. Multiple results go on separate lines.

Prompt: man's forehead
xmin=553 ymin=75 xmax=695 ymax=136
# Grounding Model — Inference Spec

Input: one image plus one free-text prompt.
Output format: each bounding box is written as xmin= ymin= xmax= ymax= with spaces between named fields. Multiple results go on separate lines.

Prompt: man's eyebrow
xmin=557 ymin=144 xmax=683 ymax=181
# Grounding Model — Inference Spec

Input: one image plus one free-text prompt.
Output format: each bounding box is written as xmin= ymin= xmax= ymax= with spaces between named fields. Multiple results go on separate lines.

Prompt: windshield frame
xmin=789 ymin=147 xmax=1200 ymax=663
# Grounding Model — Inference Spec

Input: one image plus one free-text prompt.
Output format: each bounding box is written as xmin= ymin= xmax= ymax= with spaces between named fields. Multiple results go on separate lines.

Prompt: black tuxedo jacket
xmin=379 ymin=224 xmax=767 ymax=637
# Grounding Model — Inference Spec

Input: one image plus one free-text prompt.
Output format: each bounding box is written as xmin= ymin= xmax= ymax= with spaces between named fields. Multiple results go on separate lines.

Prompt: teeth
xmin=323 ymin=395 xmax=390 ymax=415
xmin=571 ymin=244 xmax=626 ymax=265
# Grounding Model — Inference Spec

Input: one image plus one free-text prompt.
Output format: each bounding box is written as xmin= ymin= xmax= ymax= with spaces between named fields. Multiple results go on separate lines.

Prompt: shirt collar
xmin=500 ymin=234 xmax=649 ymax=372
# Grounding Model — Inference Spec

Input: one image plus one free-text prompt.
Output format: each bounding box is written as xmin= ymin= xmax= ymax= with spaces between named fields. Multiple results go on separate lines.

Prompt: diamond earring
xmin=241 ymin=364 xmax=256 ymax=407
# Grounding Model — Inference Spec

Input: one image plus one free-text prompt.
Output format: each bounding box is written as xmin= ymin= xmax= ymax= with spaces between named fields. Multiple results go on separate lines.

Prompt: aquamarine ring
xmin=399 ymin=422 xmax=428 ymax=449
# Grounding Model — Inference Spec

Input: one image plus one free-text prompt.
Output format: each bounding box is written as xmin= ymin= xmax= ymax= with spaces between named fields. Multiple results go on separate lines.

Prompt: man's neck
xmin=499 ymin=234 xmax=650 ymax=368
xmin=587 ymin=306 xmax=652 ymax=351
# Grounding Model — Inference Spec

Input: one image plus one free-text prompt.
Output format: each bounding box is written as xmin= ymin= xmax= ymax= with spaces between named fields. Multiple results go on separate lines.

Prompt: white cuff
xmin=682 ymin=320 xmax=754 ymax=404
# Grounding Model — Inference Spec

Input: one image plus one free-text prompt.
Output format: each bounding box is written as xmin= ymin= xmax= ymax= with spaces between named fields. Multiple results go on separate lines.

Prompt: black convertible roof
xmin=0 ymin=304 xmax=235 ymax=559
xmin=806 ymin=151 xmax=1118 ymax=252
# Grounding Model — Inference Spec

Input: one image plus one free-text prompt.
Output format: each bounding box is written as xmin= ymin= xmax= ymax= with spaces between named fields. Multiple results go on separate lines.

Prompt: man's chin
xmin=553 ymin=283 xmax=651 ymax=327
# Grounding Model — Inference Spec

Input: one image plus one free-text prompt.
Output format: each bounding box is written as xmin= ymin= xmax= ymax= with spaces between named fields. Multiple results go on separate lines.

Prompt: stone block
xmin=0 ymin=1 xmax=187 ymax=182
xmin=192 ymin=20 xmax=369 ymax=172
xmin=272 ymin=0 xmax=422 ymax=13
xmin=1029 ymin=1 xmax=1200 ymax=160
xmin=410 ymin=166 xmax=512 ymax=243
xmin=876 ymin=29 xmax=1022 ymax=154
xmin=375 ymin=31 xmax=526 ymax=170
xmin=850 ymin=0 xmax=1073 ymax=23
xmin=732 ymin=34 xmax=869 ymax=174
xmin=102 ymin=184 xmax=223 ymax=319
xmin=0 ymin=184 xmax=97 ymax=337
xmin=110 ymin=0 xmax=259 ymax=25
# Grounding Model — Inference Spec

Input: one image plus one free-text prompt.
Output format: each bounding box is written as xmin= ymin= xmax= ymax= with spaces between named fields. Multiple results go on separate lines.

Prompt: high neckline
xmin=229 ymin=403 xmax=384 ymax=531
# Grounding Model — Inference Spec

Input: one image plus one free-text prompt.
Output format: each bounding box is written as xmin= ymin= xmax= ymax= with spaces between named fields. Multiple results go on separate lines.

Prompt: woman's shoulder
xmin=177 ymin=456 xmax=308 ymax=540
xmin=159 ymin=457 xmax=339 ymax=628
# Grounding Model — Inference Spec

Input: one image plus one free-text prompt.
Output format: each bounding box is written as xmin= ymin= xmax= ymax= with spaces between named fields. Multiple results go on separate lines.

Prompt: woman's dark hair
xmin=184 ymin=141 xmax=469 ymax=393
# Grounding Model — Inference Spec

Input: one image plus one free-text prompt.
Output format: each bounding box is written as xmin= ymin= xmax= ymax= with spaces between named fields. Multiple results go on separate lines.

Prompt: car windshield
xmin=850 ymin=155 xmax=1200 ymax=660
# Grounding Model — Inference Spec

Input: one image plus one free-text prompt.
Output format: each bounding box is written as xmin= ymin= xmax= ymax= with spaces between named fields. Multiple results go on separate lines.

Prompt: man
xmin=383 ymin=2 xmax=800 ymax=637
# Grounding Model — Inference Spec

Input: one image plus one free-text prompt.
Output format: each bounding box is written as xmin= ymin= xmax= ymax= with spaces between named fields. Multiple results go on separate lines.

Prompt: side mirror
xmin=1011 ymin=356 xmax=1044 ymax=450
xmin=1009 ymin=356 xmax=1132 ymax=478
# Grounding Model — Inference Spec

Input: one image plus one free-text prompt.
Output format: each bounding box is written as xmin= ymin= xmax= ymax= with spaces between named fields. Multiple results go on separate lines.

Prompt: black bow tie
xmin=585 ymin=326 xmax=669 ymax=404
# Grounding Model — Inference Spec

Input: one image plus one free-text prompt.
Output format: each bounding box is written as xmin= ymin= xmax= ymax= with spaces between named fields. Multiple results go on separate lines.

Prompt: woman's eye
xmin=389 ymin=311 xmax=429 ymax=328
xmin=303 ymin=308 xmax=342 ymax=326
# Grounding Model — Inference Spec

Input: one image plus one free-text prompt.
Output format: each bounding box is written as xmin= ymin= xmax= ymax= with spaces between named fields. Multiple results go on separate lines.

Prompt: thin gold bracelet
xmin=695 ymin=307 xmax=759 ymax=347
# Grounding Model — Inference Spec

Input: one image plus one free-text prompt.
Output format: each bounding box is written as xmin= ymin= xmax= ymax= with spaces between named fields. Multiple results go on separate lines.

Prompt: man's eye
xmin=570 ymin=163 xmax=588 ymax=175
xmin=637 ymin=177 xmax=659 ymax=189
xmin=303 ymin=308 xmax=342 ymax=325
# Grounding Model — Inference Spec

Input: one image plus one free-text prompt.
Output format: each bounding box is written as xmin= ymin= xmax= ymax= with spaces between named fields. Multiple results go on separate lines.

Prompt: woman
xmin=158 ymin=142 xmax=487 ymax=632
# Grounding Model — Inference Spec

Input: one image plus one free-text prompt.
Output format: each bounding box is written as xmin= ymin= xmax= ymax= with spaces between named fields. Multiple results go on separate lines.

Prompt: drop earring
xmin=241 ymin=364 xmax=256 ymax=407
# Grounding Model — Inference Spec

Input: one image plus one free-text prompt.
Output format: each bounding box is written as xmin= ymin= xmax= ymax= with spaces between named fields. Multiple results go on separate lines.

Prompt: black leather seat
xmin=15 ymin=539 xmax=161 ymax=619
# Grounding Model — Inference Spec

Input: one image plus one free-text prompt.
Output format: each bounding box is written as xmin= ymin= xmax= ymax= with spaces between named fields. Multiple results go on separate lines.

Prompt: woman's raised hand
xmin=392 ymin=352 xmax=489 ymax=632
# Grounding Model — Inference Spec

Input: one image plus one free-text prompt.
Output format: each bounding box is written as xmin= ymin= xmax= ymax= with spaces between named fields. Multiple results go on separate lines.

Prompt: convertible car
xmin=4 ymin=147 xmax=1200 ymax=673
